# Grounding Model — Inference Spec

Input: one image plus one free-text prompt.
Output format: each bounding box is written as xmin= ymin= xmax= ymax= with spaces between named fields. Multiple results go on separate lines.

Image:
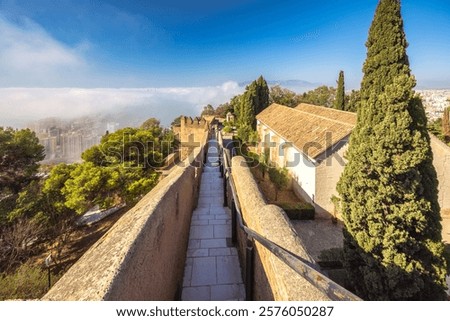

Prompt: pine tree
xmin=334 ymin=71 xmax=345 ymax=110
xmin=442 ymin=105 xmax=450 ymax=141
xmin=336 ymin=0 xmax=447 ymax=300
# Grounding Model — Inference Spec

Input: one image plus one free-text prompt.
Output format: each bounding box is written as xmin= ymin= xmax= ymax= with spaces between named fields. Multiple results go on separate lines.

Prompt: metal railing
xmin=217 ymin=131 xmax=361 ymax=301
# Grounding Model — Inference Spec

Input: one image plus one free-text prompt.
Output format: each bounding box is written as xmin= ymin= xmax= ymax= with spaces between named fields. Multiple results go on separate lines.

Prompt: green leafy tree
xmin=0 ymin=128 xmax=45 ymax=194
xmin=269 ymin=85 xmax=301 ymax=107
xmin=427 ymin=118 xmax=442 ymax=138
xmin=200 ymin=104 xmax=215 ymax=117
xmin=346 ymin=90 xmax=361 ymax=112
xmin=41 ymin=163 xmax=76 ymax=218
xmin=171 ymin=115 xmax=182 ymax=127
xmin=8 ymin=181 xmax=45 ymax=222
xmin=268 ymin=167 xmax=289 ymax=201
xmin=62 ymin=162 xmax=111 ymax=214
xmin=259 ymin=152 xmax=270 ymax=178
xmin=141 ymin=118 xmax=160 ymax=130
xmin=337 ymin=0 xmax=447 ymax=300
xmin=82 ymin=128 xmax=164 ymax=169
xmin=214 ymin=103 xmax=232 ymax=118
xmin=334 ymin=71 xmax=345 ymax=110
xmin=62 ymin=162 xmax=158 ymax=215
xmin=140 ymin=118 xmax=162 ymax=138
xmin=300 ymin=86 xmax=336 ymax=107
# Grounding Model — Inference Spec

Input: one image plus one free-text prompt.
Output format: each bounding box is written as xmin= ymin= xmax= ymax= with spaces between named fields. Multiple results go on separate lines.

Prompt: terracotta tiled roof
xmin=256 ymin=103 xmax=356 ymax=160
xmin=295 ymin=103 xmax=356 ymax=126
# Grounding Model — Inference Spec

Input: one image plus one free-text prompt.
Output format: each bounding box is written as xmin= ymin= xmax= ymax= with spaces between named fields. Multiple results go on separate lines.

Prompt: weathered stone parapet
xmin=43 ymin=137 xmax=207 ymax=301
xmin=430 ymin=135 xmax=450 ymax=214
xmin=231 ymin=156 xmax=330 ymax=301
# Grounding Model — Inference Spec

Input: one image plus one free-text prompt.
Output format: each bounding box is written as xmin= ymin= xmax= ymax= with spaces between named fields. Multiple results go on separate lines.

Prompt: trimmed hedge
xmin=277 ymin=202 xmax=315 ymax=220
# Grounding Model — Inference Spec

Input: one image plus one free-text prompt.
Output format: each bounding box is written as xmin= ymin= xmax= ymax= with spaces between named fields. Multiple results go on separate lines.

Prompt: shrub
xmin=222 ymin=126 xmax=232 ymax=133
xmin=245 ymin=151 xmax=260 ymax=168
xmin=317 ymin=248 xmax=350 ymax=289
xmin=0 ymin=263 xmax=61 ymax=300
xmin=268 ymin=167 xmax=289 ymax=201
xmin=277 ymin=202 xmax=315 ymax=220
xmin=318 ymin=247 xmax=344 ymax=263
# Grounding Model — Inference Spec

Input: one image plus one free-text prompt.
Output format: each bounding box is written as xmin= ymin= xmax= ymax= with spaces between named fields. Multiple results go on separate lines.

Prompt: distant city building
xmin=417 ymin=90 xmax=450 ymax=121
xmin=28 ymin=117 xmax=109 ymax=164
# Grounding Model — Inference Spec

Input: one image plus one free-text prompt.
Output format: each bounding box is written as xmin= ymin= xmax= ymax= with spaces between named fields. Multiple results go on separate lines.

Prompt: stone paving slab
xmin=181 ymin=139 xmax=245 ymax=301
xmin=211 ymin=284 xmax=245 ymax=301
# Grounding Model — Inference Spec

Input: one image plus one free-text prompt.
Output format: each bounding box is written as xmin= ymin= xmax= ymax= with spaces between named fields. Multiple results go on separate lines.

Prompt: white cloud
xmin=0 ymin=15 xmax=244 ymax=128
xmin=0 ymin=15 xmax=87 ymax=86
xmin=0 ymin=82 xmax=243 ymax=128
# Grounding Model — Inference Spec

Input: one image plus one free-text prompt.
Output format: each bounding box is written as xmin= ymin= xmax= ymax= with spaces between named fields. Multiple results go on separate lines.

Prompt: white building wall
xmin=260 ymin=125 xmax=317 ymax=203
xmin=315 ymin=142 xmax=349 ymax=219
xmin=283 ymin=143 xmax=316 ymax=203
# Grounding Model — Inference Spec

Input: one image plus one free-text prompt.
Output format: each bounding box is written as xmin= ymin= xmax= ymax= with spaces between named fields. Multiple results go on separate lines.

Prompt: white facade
xmin=258 ymin=121 xmax=317 ymax=203
xmin=282 ymin=141 xmax=316 ymax=202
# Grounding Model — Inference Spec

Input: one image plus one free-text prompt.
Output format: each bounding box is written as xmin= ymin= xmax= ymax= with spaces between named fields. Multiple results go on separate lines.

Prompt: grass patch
xmin=0 ymin=263 xmax=62 ymax=300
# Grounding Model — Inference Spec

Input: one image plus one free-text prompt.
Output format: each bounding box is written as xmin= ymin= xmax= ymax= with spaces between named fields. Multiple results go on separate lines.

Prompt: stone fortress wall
xmin=231 ymin=156 xmax=331 ymax=300
xmin=44 ymin=133 xmax=208 ymax=300
xmin=173 ymin=116 xmax=211 ymax=161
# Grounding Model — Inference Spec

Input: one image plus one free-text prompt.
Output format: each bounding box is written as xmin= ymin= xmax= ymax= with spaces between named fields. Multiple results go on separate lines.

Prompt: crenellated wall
xmin=43 ymin=134 xmax=208 ymax=301
xmin=231 ymin=156 xmax=330 ymax=301
xmin=173 ymin=116 xmax=211 ymax=161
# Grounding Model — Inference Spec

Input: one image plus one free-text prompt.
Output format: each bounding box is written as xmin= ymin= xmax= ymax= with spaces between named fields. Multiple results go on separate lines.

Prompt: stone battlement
xmin=180 ymin=116 xmax=208 ymax=128
xmin=43 ymin=136 xmax=208 ymax=300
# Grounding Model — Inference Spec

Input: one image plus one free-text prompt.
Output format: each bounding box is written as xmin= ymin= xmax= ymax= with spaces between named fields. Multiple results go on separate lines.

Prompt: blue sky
xmin=1 ymin=0 xmax=449 ymax=89
xmin=0 ymin=0 xmax=449 ymax=127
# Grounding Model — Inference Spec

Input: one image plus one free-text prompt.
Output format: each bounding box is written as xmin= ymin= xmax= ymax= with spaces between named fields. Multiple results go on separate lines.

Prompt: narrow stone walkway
xmin=181 ymin=139 xmax=245 ymax=301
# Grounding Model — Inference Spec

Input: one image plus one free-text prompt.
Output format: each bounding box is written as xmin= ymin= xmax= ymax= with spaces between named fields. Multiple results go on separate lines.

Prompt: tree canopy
xmin=346 ymin=90 xmax=360 ymax=113
xmin=337 ymin=0 xmax=447 ymax=300
xmin=269 ymin=85 xmax=301 ymax=107
xmin=200 ymin=104 xmax=215 ymax=117
xmin=8 ymin=121 xmax=170 ymax=222
xmin=300 ymin=85 xmax=336 ymax=108
xmin=0 ymin=128 xmax=45 ymax=194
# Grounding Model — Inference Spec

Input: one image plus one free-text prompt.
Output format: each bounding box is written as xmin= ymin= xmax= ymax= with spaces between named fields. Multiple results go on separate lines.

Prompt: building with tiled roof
xmin=256 ymin=103 xmax=450 ymax=220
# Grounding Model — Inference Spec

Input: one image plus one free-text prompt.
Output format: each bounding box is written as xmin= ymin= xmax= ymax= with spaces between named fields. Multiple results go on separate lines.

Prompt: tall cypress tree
xmin=254 ymin=75 xmax=270 ymax=117
xmin=334 ymin=70 xmax=345 ymax=110
xmin=337 ymin=0 xmax=447 ymax=300
xmin=236 ymin=76 xmax=270 ymax=142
